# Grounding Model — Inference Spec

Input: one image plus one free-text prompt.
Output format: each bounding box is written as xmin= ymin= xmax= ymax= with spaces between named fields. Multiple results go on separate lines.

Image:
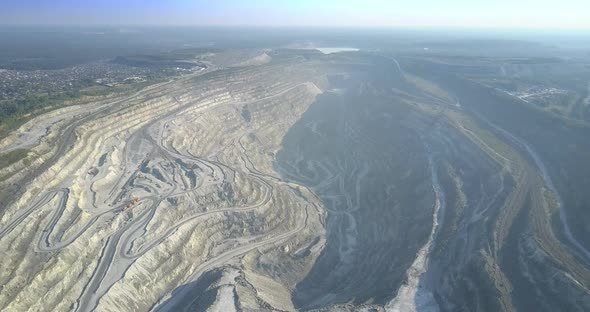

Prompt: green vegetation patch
xmin=0 ymin=148 xmax=29 ymax=169
xmin=0 ymin=90 xmax=81 ymax=121
xmin=0 ymin=75 xmax=169 ymax=139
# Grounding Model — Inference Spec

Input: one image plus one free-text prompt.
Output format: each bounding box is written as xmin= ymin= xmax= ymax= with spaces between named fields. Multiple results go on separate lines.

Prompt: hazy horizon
xmin=2 ymin=0 xmax=590 ymax=30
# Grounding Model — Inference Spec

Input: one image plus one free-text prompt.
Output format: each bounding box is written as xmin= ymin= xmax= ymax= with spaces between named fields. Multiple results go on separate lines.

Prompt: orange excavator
xmin=125 ymin=197 xmax=140 ymax=209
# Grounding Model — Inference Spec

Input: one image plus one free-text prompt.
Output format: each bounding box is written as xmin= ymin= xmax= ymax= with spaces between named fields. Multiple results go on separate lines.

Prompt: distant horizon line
xmin=1 ymin=23 xmax=590 ymax=33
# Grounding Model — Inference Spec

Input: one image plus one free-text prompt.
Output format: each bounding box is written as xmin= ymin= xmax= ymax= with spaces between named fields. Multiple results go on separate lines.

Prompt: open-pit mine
xmin=1 ymin=49 xmax=589 ymax=312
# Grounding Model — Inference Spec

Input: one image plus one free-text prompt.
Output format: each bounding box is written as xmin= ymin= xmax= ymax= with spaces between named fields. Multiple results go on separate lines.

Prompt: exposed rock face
xmin=277 ymin=70 xmax=435 ymax=309
xmin=0 ymin=50 xmax=589 ymax=312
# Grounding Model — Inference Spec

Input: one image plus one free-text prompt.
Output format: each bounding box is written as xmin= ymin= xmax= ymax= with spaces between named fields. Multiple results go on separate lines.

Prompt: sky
xmin=2 ymin=0 xmax=590 ymax=29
